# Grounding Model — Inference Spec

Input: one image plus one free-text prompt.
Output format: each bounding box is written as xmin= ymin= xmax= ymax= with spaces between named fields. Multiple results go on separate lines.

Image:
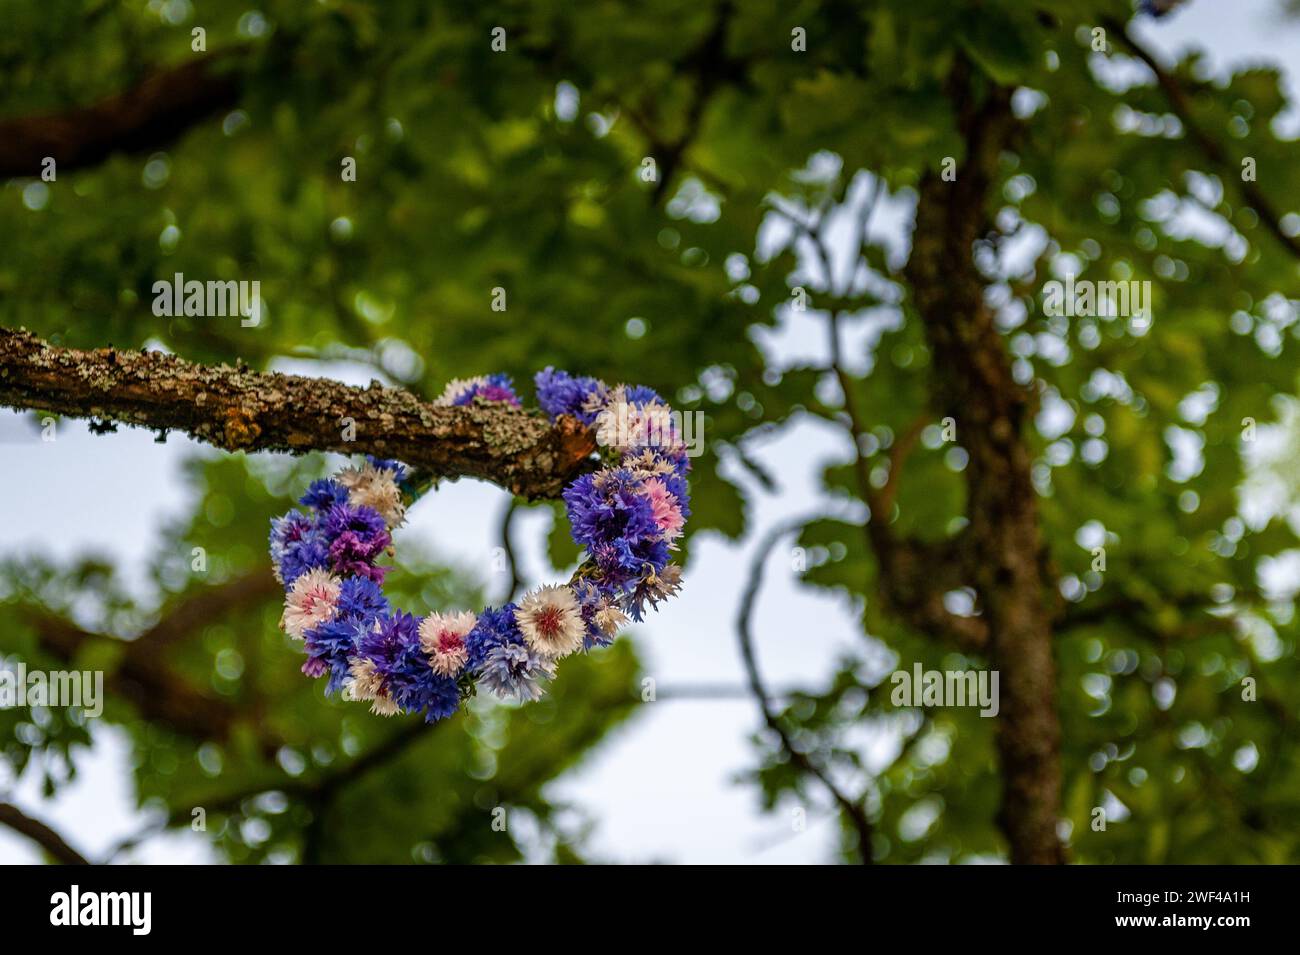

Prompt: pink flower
xmin=281 ymin=569 xmax=342 ymax=639
xmin=643 ymin=477 xmax=684 ymax=542
xmin=419 ymin=610 xmax=476 ymax=677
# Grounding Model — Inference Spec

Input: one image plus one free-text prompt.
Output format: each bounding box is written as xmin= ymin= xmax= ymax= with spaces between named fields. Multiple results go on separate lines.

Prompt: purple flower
xmin=366 ymin=456 xmax=407 ymax=481
xmin=304 ymin=616 xmax=368 ymax=693
xmin=302 ymin=656 xmax=329 ymax=679
xmin=622 ymin=384 xmax=662 ymax=406
xmin=563 ymin=469 xmax=671 ymax=589
xmin=534 ymin=367 xmax=607 ymax=424
xmin=477 ymin=643 xmax=555 ymax=702
xmin=438 ymin=374 xmax=521 ymax=408
xmin=328 ymin=531 xmax=390 ymax=583
xmin=462 ymin=382 xmax=520 ymax=406
xmin=355 ymin=611 xmax=416 ymax=679
xmin=355 ymin=612 xmax=461 ymax=721
xmin=336 ymin=576 xmax=388 ymax=619
xmin=300 ymin=479 xmax=349 ymax=511
xmin=361 ymin=610 xmax=416 ymax=659
xmin=322 ymin=502 xmax=388 ymax=541
xmin=278 ymin=532 xmax=331 ymax=588
xmin=464 ymin=604 xmax=524 ymax=671
xmin=320 ymin=502 xmax=391 ymax=580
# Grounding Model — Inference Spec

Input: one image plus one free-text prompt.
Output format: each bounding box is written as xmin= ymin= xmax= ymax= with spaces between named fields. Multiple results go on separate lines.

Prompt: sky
xmin=1 ymin=0 xmax=1298 ymax=865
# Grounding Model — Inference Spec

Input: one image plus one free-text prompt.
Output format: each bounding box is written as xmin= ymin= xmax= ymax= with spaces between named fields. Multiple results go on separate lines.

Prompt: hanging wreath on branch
xmin=269 ymin=368 xmax=691 ymax=721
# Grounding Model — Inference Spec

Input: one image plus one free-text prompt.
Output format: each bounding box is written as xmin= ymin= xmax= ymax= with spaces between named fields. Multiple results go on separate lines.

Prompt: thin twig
xmin=497 ymin=498 xmax=524 ymax=603
xmin=0 ymin=802 xmax=90 ymax=865
xmin=735 ymin=519 xmax=876 ymax=863
xmin=1102 ymin=15 xmax=1300 ymax=261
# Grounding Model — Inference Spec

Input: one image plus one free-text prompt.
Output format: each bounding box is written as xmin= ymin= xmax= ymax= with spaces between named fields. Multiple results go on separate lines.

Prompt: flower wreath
xmin=268 ymin=368 xmax=690 ymax=722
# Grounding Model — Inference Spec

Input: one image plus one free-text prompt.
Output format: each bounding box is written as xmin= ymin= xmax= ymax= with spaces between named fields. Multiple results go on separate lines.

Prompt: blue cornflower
xmin=355 ymin=611 xmax=461 ymax=721
xmin=270 ymin=509 xmax=315 ymax=566
xmin=563 ymin=469 xmax=671 ymax=588
xmin=477 ymin=643 xmax=556 ymax=702
xmin=464 ymin=604 xmax=524 ymax=671
xmin=336 ymin=576 xmax=388 ymax=619
xmin=622 ymin=383 xmax=662 ymax=406
xmin=278 ymin=531 xmax=330 ymax=588
xmin=304 ymin=616 xmax=368 ymax=693
xmin=300 ymin=479 xmax=349 ymax=511
xmin=303 ymin=578 xmax=388 ymax=693
xmin=366 ymin=456 xmax=407 ymax=481
xmin=534 ymin=367 xmax=607 ymax=424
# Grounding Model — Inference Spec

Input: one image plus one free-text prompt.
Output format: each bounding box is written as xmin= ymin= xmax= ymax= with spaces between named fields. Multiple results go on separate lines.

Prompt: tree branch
xmin=496 ymin=499 xmax=524 ymax=603
xmin=168 ymin=718 xmax=438 ymax=820
xmin=877 ymin=413 xmax=930 ymax=515
xmin=105 ymin=717 xmax=442 ymax=863
xmin=1101 ymin=15 xmax=1300 ymax=261
xmin=737 ymin=519 xmax=875 ymax=864
xmin=132 ymin=570 xmax=281 ymax=655
xmin=12 ymin=571 xmax=286 ymax=753
xmin=22 ymin=609 xmax=276 ymax=753
xmin=0 ymin=802 xmax=90 ymax=865
xmin=0 ymin=49 xmax=248 ymax=178
xmin=770 ymin=204 xmax=990 ymax=653
xmin=0 ymin=327 xmax=597 ymax=500
xmin=624 ymin=0 xmax=746 ymax=203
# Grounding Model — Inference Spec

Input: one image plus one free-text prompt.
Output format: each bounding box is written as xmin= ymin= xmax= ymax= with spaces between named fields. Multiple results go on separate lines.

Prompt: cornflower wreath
xmin=268 ymin=368 xmax=690 ymax=721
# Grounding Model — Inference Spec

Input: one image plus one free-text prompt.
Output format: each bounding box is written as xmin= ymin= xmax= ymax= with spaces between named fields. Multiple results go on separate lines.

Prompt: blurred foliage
xmin=2 ymin=0 xmax=1300 ymax=863
xmin=0 ymin=455 xmax=641 ymax=862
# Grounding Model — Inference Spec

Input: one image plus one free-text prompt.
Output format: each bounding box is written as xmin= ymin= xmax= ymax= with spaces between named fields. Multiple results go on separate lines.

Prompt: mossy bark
xmin=0 ymin=326 xmax=596 ymax=500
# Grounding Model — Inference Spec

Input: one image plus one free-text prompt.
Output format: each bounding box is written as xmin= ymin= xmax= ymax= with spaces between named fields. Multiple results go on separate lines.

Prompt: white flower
xmin=345 ymin=657 xmax=399 ymax=716
xmin=594 ymin=400 xmax=633 ymax=450
xmin=595 ymin=393 xmax=682 ymax=455
xmin=281 ymin=569 xmax=341 ymax=639
xmin=624 ymin=448 xmax=676 ymax=478
xmin=594 ymin=603 xmax=629 ymax=637
xmin=338 ymin=463 xmax=406 ymax=527
xmin=433 ymin=376 xmax=487 ymax=407
xmin=514 ymin=584 xmax=586 ymax=659
xmin=419 ymin=610 xmax=477 ymax=677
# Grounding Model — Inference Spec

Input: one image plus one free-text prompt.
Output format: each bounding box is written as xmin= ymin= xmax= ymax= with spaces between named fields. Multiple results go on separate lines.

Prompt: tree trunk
xmin=904 ymin=77 xmax=1065 ymax=864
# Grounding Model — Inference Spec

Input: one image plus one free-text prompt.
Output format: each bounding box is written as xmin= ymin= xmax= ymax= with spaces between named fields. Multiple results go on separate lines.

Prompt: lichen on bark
xmin=0 ymin=326 xmax=597 ymax=500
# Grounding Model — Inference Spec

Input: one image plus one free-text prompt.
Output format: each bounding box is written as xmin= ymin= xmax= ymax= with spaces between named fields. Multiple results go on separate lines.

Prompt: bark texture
xmin=904 ymin=77 xmax=1065 ymax=864
xmin=0 ymin=327 xmax=597 ymax=500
